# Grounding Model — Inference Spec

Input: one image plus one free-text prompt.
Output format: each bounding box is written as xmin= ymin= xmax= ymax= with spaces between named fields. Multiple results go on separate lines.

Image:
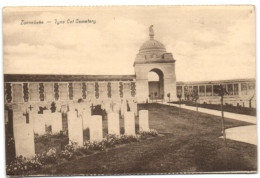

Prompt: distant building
xmin=176 ymin=78 xmax=256 ymax=108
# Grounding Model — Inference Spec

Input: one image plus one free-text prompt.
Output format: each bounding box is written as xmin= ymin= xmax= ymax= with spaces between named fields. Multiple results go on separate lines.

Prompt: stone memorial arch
xmin=134 ymin=25 xmax=177 ymax=103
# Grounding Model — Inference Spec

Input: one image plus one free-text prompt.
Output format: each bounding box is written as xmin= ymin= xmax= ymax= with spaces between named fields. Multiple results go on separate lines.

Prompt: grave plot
xmin=6 ymin=102 xmax=158 ymax=176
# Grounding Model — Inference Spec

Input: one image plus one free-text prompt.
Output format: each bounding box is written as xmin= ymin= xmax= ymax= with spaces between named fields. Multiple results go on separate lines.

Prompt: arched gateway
xmin=134 ymin=25 xmax=177 ymax=103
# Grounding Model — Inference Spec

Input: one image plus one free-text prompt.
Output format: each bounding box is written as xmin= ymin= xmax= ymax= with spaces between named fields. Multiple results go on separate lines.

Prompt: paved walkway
xmin=224 ymin=125 xmax=257 ymax=145
xmin=159 ymin=102 xmax=257 ymax=124
xmin=158 ymin=102 xmax=257 ymax=145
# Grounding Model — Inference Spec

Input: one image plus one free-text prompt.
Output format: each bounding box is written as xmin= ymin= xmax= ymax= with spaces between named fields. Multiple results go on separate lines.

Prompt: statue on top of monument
xmin=149 ymin=25 xmax=154 ymax=39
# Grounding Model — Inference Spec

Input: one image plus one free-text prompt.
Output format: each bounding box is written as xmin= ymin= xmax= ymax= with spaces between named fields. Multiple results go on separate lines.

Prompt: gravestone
xmin=43 ymin=110 xmax=52 ymax=130
xmin=120 ymin=99 xmax=127 ymax=117
xmin=67 ymin=111 xmax=84 ymax=146
xmin=13 ymin=111 xmax=26 ymax=139
xmin=32 ymin=113 xmax=46 ymax=135
xmin=61 ymin=105 xmax=68 ymax=113
xmin=13 ymin=111 xmax=35 ymax=158
xmin=108 ymin=113 xmax=120 ymax=135
xmin=128 ymin=100 xmax=138 ymax=116
xmin=90 ymin=115 xmax=103 ymax=142
xmin=139 ymin=110 xmax=149 ymax=131
xmin=82 ymin=108 xmax=91 ymax=129
xmin=124 ymin=112 xmax=135 ymax=135
xmin=51 ymin=112 xmax=62 ymax=134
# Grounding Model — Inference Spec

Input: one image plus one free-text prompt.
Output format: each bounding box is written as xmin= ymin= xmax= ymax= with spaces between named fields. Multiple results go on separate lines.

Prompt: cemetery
xmin=5 ymin=98 xmax=161 ymax=175
xmin=5 ymin=103 xmax=257 ymax=175
xmin=4 ymin=25 xmax=257 ymax=175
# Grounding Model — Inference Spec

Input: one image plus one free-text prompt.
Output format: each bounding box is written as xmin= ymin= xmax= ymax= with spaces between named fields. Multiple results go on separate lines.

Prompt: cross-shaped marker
xmin=90 ymin=104 xmax=95 ymax=115
xmin=23 ymin=111 xmax=29 ymax=123
xmin=28 ymin=105 xmax=34 ymax=111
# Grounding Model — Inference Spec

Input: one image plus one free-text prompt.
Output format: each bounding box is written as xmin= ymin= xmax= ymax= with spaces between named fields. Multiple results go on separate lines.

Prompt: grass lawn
xmin=32 ymin=103 xmax=257 ymax=175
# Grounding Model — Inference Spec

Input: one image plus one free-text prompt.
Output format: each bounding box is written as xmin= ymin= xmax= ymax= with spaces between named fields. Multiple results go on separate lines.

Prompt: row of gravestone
xmin=12 ymin=109 xmax=149 ymax=158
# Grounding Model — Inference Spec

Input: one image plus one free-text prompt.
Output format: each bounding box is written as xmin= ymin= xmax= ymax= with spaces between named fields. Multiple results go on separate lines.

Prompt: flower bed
xmin=7 ymin=129 xmax=159 ymax=175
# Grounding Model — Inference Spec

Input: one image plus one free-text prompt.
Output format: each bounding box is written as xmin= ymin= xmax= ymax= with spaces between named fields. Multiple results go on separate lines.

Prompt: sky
xmin=3 ymin=6 xmax=255 ymax=82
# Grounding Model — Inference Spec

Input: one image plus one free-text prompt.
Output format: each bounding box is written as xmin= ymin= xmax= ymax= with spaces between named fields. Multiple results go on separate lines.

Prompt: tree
xmin=192 ymin=89 xmax=199 ymax=112
xmin=167 ymin=93 xmax=171 ymax=104
xmin=217 ymin=84 xmax=228 ymax=147
xmin=177 ymin=93 xmax=182 ymax=115
xmin=249 ymin=93 xmax=255 ymax=108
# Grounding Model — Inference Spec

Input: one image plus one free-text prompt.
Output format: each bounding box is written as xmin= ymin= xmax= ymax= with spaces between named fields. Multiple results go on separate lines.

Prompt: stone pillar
xmin=108 ymin=113 xmax=120 ymax=135
xmin=182 ymin=86 xmax=185 ymax=99
xmin=67 ymin=111 xmax=83 ymax=146
xmin=124 ymin=112 xmax=135 ymax=135
xmin=238 ymin=83 xmax=242 ymax=96
xmin=139 ymin=110 xmax=149 ymax=131
xmin=90 ymin=115 xmax=103 ymax=142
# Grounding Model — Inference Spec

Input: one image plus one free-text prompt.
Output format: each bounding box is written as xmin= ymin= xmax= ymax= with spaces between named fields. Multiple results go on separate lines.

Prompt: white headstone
xmin=13 ymin=111 xmax=26 ymax=139
xmin=13 ymin=111 xmax=35 ymax=158
xmin=82 ymin=108 xmax=91 ymax=130
xmin=129 ymin=100 xmax=138 ymax=116
xmin=90 ymin=115 xmax=103 ymax=142
xmin=51 ymin=112 xmax=62 ymax=134
xmin=32 ymin=113 xmax=46 ymax=135
xmin=108 ymin=113 xmax=120 ymax=135
xmin=124 ymin=112 xmax=135 ymax=135
xmin=43 ymin=110 xmax=52 ymax=128
xmin=67 ymin=111 xmax=83 ymax=146
xmin=139 ymin=110 xmax=149 ymax=131
xmin=120 ymin=99 xmax=127 ymax=117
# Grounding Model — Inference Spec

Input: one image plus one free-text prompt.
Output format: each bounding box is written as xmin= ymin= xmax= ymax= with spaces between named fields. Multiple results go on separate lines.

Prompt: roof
xmin=4 ymin=74 xmax=136 ymax=82
xmin=176 ymin=78 xmax=256 ymax=85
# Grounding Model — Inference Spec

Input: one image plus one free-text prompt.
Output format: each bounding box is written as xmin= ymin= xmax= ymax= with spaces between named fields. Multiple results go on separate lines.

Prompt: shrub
xmin=6 ymin=156 xmax=42 ymax=175
xmin=59 ymin=141 xmax=79 ymax=160
xmin=138 ymin=129 xmax=159 ymax=138
xmin=119 ymin=135 xmax=140 ymax=144
xmin=84 ymin=140 xmax=106 ymax=151
xmin=39 ymin=147 xmax=57 ymax=164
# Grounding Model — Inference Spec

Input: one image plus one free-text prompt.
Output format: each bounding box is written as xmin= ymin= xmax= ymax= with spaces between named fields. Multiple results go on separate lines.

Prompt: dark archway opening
xmin=148 ymin=68 xmax=164 ymax=100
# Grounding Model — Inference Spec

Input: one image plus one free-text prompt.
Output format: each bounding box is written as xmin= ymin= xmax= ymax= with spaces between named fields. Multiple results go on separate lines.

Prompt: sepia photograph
xmin=2 ymin=6 xmax=256 ymax=176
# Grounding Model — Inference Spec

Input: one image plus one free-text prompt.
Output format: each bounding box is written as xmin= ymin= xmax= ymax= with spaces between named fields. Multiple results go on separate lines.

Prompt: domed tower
xmin=134 ymin=25 xmax=177 ymax=103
